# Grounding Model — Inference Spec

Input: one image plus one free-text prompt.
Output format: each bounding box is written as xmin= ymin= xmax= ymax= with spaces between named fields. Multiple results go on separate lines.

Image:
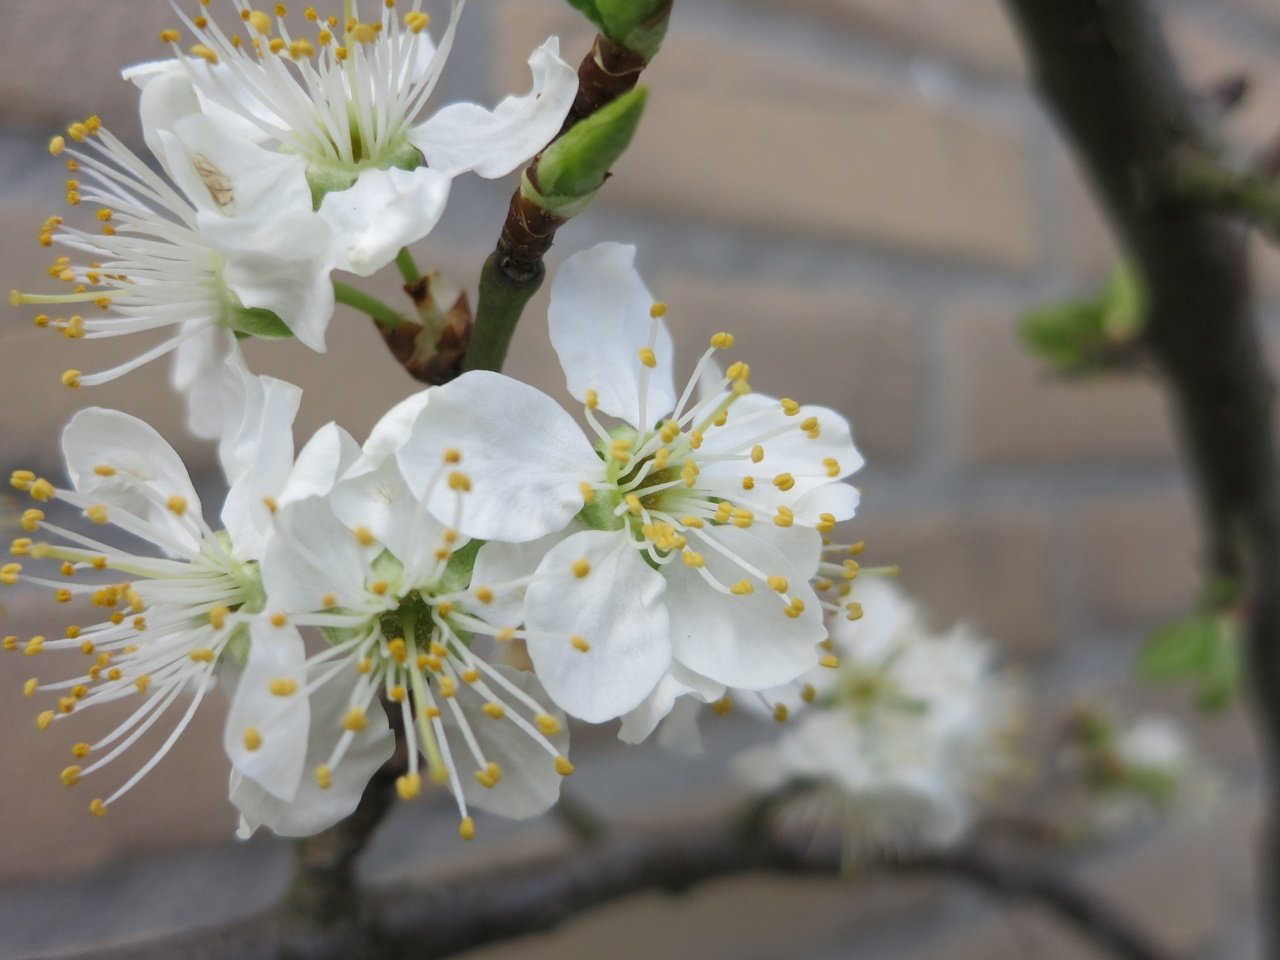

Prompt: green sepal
xmin=532 ymin=87 xmax=649 ymax=216
xmin=305 ymin=141 xmax=425 ymax=209
xmin=578 ymin=486 xmax=625 ymax=532
xmin=225 ymin=305 xmax=294 ymax=340
xmin=567 ymin=0 xmax=670 ymax=59
xmin=440 ymin=540 xmax=483 ymax=595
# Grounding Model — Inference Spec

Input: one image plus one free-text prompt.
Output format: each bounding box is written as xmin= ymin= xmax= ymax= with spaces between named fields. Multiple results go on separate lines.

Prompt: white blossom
xmin=396 ymin=242 xmax=864 ymax=727
xmin=228 ymin=397 xmax=573 ymax=840
xmin=736 ymin=579 xmax=1023 ymax=852
xmin=128 ymin=0 xmax=578 ymax=276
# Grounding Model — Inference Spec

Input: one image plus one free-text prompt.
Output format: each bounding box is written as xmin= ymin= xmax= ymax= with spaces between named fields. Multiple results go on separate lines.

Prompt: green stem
xmin=333 ymin=280 xmax=406 ymax=331
xmin=395 ymin=246 xmax=422 ymax=285
xmin=463 ymin=254 xmax=544 ymax=373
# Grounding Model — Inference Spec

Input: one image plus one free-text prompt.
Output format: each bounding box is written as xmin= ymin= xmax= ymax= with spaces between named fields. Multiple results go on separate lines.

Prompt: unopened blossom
xmin=130 ymin=0 xmax=578 ymax=275
xmin=8 ymin=95 xmax=335 ymax=440
xmin=3 ymin=376 xmax=317 ymax=817
xmin=230 ymin=402 xmax=572 ymax=840
xmin=397 ymin=242 xmax=863 ymax=726
xmin=736 ymin=579 xmax=1023 ymax=852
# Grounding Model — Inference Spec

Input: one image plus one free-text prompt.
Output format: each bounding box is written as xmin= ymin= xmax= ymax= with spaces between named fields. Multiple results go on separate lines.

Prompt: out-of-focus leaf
xmin=1100 ymin=262 xmax=1147 ymax=342
xmin=1019 ymin=299 xmax=1106 ymax=370
xmin=1138 ymin=614 xmax=1218 ymax=681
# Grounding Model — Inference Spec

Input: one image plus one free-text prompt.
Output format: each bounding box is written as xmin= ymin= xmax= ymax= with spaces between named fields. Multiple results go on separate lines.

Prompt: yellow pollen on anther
xmin=571 ymin=557 xmax=591 ymax=579
xmin=650 ymin=301 xmax=668 ymax=319
xmin=37 ymin=710 xmax=55 ymax=730
xmin=356 ymin=658 xmax=373 ymax=675
xmin=343 ymin=708 xmax=368 ymax=731
xmin=270 ymin=612 xmax=288 ymax=628
xmin=681 ymin=550 xmax=705 ymax=568
xmin=89 ymin=798 xmax=107 ymax=818
xmin=262 ymin=496 xmax=279 ymax=514
xmin=438 ymin=675 xmax=458 ymax=697
xmin=459 ymin=817 xmax=476 ymax=840
xmin=780 ymin=399 xmax=800 ymax=416
xmin=269 ymin=678 xmax=298 ymax=697
xmin=189 ymin=648 xmax=215 ymax=663
xmin=85 ymin=504 xmax=108 ymax=524
xmin=23 ymin=677 xmax=38 ymax=697
xmin=710 ymin=331 xmax=734 ymax=349
xmin=315 ymin=764 xmax=333 ymax=789
xmin=448 ymin=471 xmax=472 ymax=492
xmin=730 ymin=579 xmax=754 ymax=595
xmin=21 ymin=509 xmax=44 ymax=532
xmin=61 ymin=369 xmax=82 ymax=389
xmin=354 ymin=525 xmax=376 ymax=546
xmin=160 ymin=28 xmax=181 ymax=43
xmin=243 ymin=727 xmax=263 ymax=751
xmin=773 ymin=473 xmax=795 ymax=492
xmin=482 ymin=702 xmax=505 ymax=719
xmin=584 ymin=388 xmax=599 ymax=410
xmin=72 ymin=742 xmax=90 ymax=758
xmin=773 ymin=704 xmax=789 ymax=723
xmin=801 ymin=683 xmax=817 ymax=704
xmin=712 ymin=696 xmax=733 ymax=716
xmin=473 ymin=586 xmax=494 ymax=604
xmin=190 ymin=44 xmax=219 ymax=64
xmin=638 ymin=347 xmax=657 ymax=368
xmin=135 ymin=675 xmax=152 ymax=692
xmin=820 ymin=655 xmax=841 ymax=669
xmin=166 ymin=496 xmax=188 ymax=516
xmin=10 ymin=538 xmax=31 ymax=557
xmin=773 ymin=507 xmax=795 ymax=528
xmin=767 ymin=575 xmax=788 ymax=593
xmin=405 ymin=10 xmax=430 ymax=32
xmin=554 ymin=756 xmax=575 ymax=776
xmin=536 ymin=713 xmax=562 ymax=736
xmin=570 ymin=635 xmax=590 ymax=653
xmin=371 ymin=580 xmax=389 ymax=596
xmin=1 ymin=563 xmax=22 ymax=585
xmin=396 ymin=772 xmax=422 ymax=799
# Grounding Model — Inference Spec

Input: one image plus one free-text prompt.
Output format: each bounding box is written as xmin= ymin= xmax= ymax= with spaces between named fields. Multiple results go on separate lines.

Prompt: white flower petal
xmin=278 ymin=423 xmax=361 ymax=507
xmin=347 ymin=390 xmax=433 ymax=478
xmin=618 ymin=662 xmax=723 ymax=747
xmin=666 ymin=525 xmax=823 ymax=690
xmin=319 ymin=166 xmax=451 ymax=277
xmin=198 ymin=209 xmax=336 ymax=352
xmin=261 ymin=497 xmax=370 ymax=612
xmin=441 ymin=665 xmax=570 ymax=819
xmin=61 ymin=408 xmax=203 ymax=554
xmin=231 ymin=669 xmax=394 ymax=837
xmin=398 ymin=371 xmax=601 ymax=543
xmin=330 ymin=456 xmax=447 ymax=578
xmin=408 ymin=37 xmax=578 ymax=179
xmin=173 ymin=324 xmax=247 ymax=445
xmin=224 ymin=620 xmax=310 ymax=801
xmin=524 ymin=530 xmax=670 ymax=722
xmin=220 ymin=375 xmax=301 ymax=560
xmin=548 ymin=242 xmax=676 ymax=426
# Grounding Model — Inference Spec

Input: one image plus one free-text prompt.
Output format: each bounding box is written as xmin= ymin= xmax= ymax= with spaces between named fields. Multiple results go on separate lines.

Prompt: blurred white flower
xmin=736 ymin=579 xmax=1023 ymax=853
xmin=128 ymin=0 xmax=577 ymax=275
xmin=395 ymin=242 xmax=864 ymax=727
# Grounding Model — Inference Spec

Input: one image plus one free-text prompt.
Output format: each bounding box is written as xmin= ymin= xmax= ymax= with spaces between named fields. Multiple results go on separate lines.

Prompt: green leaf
xmin=1196 ymin=623 xmax=1243 ymax=712
xmin=1100 ymin=262 xmax=1147 ymax=342
xmin=1019 ymin=299 xmax=1106 ymax=370
xmin=533 ymin=87 xmax=649 ymax=215
xmin=1137 ymin=614 xmax=1218 ymax=681
xmin=564 ymin=0 xmax=604 ymax=30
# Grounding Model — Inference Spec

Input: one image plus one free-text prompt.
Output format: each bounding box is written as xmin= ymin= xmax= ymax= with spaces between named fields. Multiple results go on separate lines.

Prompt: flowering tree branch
xmin=47 ymin=812 xmax=1171 ymax=960
xmin=999 ymin=0 xmax=1280 ymax=954
xmin=463 ymin=4 xmax=672 ymax=375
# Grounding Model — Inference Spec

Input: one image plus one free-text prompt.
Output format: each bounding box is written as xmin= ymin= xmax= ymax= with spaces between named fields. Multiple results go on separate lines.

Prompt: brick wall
xmin=0 ymin=1 xmax=1273 ymax=957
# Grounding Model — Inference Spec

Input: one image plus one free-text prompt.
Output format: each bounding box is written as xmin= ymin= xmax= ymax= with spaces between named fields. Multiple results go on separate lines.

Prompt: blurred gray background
xmin=0 ymin=0 xmax=1272 ymax=957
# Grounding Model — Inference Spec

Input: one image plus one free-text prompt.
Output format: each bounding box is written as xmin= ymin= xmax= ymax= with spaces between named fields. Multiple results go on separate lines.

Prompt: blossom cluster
xmin=3 ymin=1 xmax=877 ymax=842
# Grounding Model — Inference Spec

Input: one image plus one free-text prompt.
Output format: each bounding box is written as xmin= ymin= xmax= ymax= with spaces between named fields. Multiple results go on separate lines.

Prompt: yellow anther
xmin=55 ymin=588 xmax=73 ymax=604
xmin=21 ymin=509 xmax=44 ymax=532
xmin=730 ymin=579 xmax=754 ymax=595
xmin=23 ymin=677 xmax=38 ymax=697
xmin=842 ymin=559 xmax=861 ymax=580
xmin=354 ymin=525 xmax=376 ymax=546
xmin=496 ymin=627 xmax=516 ymax=643
xmin=439 ymin=675 xmax=458 ymax=697
xmin=396 ymin=773 xmax=423 ymax=800
xmin=448 ymin=471 xmax=472 ymax=492
xmin=10 ymin=470 xmax=35 ymax=491
xmin=650 ymin=301 xmax=668 ymax=319
xmin=190 ymin=44 xmax=219 ymax=64
xmin=773 ymin=507 xmax=795 ymax=528
xmin=820 ymin=655 xmax=841 ymax=669
xmin=712 ymin=696 xmax=733 ymax=716
xmin=725 ymin=361 xmax=750 ymax=383
xmin=462 ymin=668 xmax=480 ymax=684
xmin=773 ymin=704 xmax=789 ymax=723
xmin=48 ymin=135 xmax=68 ymax=157
xmin=37 ymin=710 xmax=55 ymax=730
xmin=458 ymin=817 xmax=476 ymax=840
xmin=61 ymin=369 xmax=82 ymax=389
xmin=356 ymin=657 xmax=373 ymax=675
xmin=404 ymin=10 xmax=430 ymax=32
xmin=72 ymin=742 xmax=91 ymax=758
xmin=638 ymin=347 xmax=657 ymax=368
xmin=571 ymin=557 xmax=591 ymax=579
xmin=710 ymin=331 xmax=734 ymax=349
xmin=269 ymin=677 xmax=298 ymax=697
xmin=773 ymin=473 xmax=795 ymax=492
xmin=312 ymin=764 xmax=333 ymax=789
xmin=731 ymin=507 xmax=754 ymax=528
xmin=570 ymin=635 xmax=590 ymax=653
xmin=166 ymin=495 xmax=188 ymax=516
xmin=247 ymin=9 xmax=272 ymax=32
xmin=89 ymin=798 xmax=108 ymax=818
xmin=85 ymin=504 xmax=108 ymax=524
xmin=351 ymin=22 xmax=377 ymax=43
xmin=289 ymin=37 xmax=315 ymax=58
xmin=10 ymin=538 xmax=31 ymax=557
xmin=187 ymin=648 xmax=216 ymax=664
xmin=585 ymin=388 xmax=599 ymax=410
xmin=474 ymin=769 xmax=497 ymax=789
xmin=481 ymin=702 xmax=505 ymax=719
xmin=801 ymin=683 xmax=817 ymax=704
xmin=1 ymin=563 xmax=21 ymax=585
xmin=371 ymin=579 xmax=389 ymax=596
xmin=2 ymin=635 xmax=16 ymax=651
xmin=741 ymin=476 xmax=755 ymax=491
xmin=343 ymin=707 xmax=368 ymax=731
xmin=243 ymin=727 xmax=263 ymax=752
xmin=135 ymin=675 xmax=152 ymax=693
xmin=260 ymin=495 xmax=279 ymax=515
xmin=817 ymin=513 xmax=837 ymax=534
xmin=472 ymin=586 xmax=495 ymax=606
xmin=58 ymin=764 xmax=84 ymax=789
xmin=822 ymin=458 xmax=841 ymax=478
xmin=780 ymin=398 xmax=800 ymax=416
xmin=624 ymin=493 xmax=643 ymax=516
xmin=767 ymin=575 xmax=789 ymax=593
xmin=536 ymin=713 xmax=562 ymax=736
xmin=681 ymin=550 xmax=705 ymax=568
xmin=554 ymin=756 xmax=575 ymax=776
